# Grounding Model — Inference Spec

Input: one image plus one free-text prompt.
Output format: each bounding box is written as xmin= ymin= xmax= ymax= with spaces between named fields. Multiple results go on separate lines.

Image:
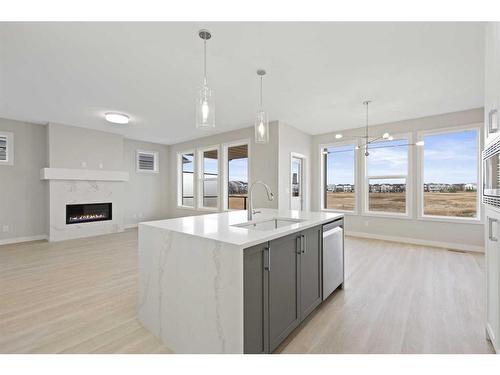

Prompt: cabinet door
xmin=243 ymin=243 xmax=269 ymax=354
xmin=486 ymin=210 xmax=500 ymax=350
xmin=485 ymin=23 xmax=500 ymax=146
xmin=299 ymin=226 xmax=323 ymax=320
xmin=268 ymin=233 xmax=300 ymax=352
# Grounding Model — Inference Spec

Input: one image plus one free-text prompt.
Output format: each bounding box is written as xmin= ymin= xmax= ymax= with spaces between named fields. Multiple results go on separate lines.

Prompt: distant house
xmin=425 ymin=183 xmax=449 ymax=192
xmin=335 ymin=184 xmax=353 ymax=192
xmin=465 ymin=183 xmax=477 ymax=191
xmin=326 ymin=184 xmax=354 ymax=192
xmin=452 ymin=184 xmax=466 ymax=191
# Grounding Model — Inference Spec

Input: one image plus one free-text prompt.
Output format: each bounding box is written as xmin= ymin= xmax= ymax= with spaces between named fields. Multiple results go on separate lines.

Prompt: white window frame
xmin=177 ymin=149 xmax=196 ymax=209
xmin=319 ymin=140 xmax=358 ymax=214
xmin=0 ymin=131 xmax=14 ymax=166
xmin=290 ymin=152 xmax=307 ymax=211
xmin=417 ymin=124 xmax=482 ymax=224
xmin=136 ymin=150 xmax=159 ymax=174
xmin=197 ymin=145 xmax=221 ymax=211
xmin=222 ymin=139 xmax=251 ymax=211
xmin=364 ymin=133 xmax=412 ymax=218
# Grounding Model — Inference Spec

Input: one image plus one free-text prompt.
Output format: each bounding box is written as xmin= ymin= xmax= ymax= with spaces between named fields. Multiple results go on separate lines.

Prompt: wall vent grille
xmin=483 ymin=138 xmax=500 ymax=159
xmin=483 ymin=196 xmax=500 ymax=208
xmin=136 ymin=151 xmax=158 ymax=173
xmin=0 ymin=135 xmax=6 ymax=161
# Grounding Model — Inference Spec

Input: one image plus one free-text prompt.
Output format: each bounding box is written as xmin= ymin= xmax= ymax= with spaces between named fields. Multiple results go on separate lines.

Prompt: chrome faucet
xmin=247 ymin=181 xmax=275 ymax=221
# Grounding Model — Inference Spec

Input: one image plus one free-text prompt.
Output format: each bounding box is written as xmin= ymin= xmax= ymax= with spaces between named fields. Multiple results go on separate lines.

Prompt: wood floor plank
xmin=0 ymin=230 xmax=494 ymax=354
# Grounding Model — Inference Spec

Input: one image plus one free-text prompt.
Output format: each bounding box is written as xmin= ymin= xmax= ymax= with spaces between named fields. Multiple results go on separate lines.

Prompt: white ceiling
xmin=0 ymin=22 xmax=484 ymax=145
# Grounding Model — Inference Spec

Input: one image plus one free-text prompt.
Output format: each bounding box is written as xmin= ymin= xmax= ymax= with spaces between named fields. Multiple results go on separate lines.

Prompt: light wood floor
xmin=0 ymin=230 xmax=494 ymax=354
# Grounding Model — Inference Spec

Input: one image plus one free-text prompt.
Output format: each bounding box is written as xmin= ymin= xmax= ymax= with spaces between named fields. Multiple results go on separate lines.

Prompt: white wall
xmin=278 ymin=122 xmax=312 ymax=211
xmin=123 ymin=139 xmax=169 ymax=227
xmin=0 ymin=118 xmax=47 ymax=243
xmin=47 ymin=123 xmax=124 ymax=170
xmin=312 ymin=108 xmax=484 ymax=251
xmin=168 ymin=122 xmax=280 ymax=218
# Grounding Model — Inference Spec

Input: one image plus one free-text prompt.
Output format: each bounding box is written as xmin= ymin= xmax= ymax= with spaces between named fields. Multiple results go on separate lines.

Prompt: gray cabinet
xmin=299 ymin=226 xmax=323 ymax=319
xmin=243 ymin=243 xmax=269 ymax=354
xmin=243 ymin=223 xmax=334 ymax=353
xmin=268 ymin=232 xmax=301 ymax=351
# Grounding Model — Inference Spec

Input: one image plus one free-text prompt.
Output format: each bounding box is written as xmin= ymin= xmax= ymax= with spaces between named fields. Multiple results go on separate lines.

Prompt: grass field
xmin=326 ymin=192 xmax=355 ymax=211
xmin=326 ymin=191 xmax=477 ymax=217
xmin=423 ymin=191 xmax=477 ymax=217
xmin=369 ymin=192 xmax=406 ymax=213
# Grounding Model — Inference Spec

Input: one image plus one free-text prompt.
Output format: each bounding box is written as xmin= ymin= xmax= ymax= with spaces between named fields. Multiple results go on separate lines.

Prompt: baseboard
xmin=346 ymin=231 xmax=484 ymax=253
xmin=486 ymin=323 xmax=499 ymax=354
xmin=0 ymin=234 xmax=48 ymax=246
xmin=124 ymin=223 xmax=138 ymax=229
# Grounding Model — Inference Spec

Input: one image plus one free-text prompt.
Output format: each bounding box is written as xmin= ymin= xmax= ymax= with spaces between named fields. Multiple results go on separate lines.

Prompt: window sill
xmin=320 ymin=209 xmax=483 ymax=225
xmin=361 ymin=211 xmax=411 ymax=220
xmin=321 ymin=208 xmax=356 ymax=215
xmin=176 ymin=205 xmax=196 ymax=210
xmin=197 ymin=206 xmax=220 ymax=212
xmin=417 ymin=215 xmax=483 ymax=225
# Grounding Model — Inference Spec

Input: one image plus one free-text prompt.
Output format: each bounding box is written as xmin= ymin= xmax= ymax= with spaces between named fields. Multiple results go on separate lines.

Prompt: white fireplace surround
xmin=42 ymin=168 xmax=129 ymax=242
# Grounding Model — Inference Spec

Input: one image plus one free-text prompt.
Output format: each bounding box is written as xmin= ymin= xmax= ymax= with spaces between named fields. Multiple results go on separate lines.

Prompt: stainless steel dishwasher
xmin=322 ymin=220 xmax=344 ymax=300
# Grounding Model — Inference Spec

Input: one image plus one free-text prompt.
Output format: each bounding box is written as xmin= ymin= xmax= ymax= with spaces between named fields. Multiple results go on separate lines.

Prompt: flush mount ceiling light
xmin=105 ymin=112 xmax=129 ymax=124
xmin=196 ymin=29 xmax=215 ymax=129
xmin=332 ymin=100 xmax=423 ymax=157
xmin=255 ymin=69 xmax=269 ymax=144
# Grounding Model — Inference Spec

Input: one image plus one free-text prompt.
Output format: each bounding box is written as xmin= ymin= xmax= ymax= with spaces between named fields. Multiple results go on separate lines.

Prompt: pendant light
xmin=196 ymin=29 xmax=215 ymax=129
xmin=255 ymin=69 xmax=269 ymax=143
xmin=333 ymin=100 xmax=424 ymax=157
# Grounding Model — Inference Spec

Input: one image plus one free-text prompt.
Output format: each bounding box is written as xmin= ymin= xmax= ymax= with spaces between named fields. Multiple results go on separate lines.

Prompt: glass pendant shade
xmin=196 ymin=85 xmax=215 ymax=129
xmin=254 ymin=110 xmax=269 ymax=143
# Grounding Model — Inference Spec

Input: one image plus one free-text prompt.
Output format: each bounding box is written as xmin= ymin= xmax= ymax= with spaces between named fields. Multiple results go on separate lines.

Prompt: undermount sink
xmin=232 ymin=217 xmax=305 ymax=231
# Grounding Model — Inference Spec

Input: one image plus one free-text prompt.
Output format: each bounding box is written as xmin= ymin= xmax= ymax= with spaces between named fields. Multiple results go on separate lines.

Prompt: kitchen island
xmin=138 ymin=209 xmax=343 ymax=353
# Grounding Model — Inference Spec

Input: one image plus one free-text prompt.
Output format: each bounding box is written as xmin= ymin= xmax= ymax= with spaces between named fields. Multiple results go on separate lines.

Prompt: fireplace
xmin=66 ymin=203 xmax=112 ymax=225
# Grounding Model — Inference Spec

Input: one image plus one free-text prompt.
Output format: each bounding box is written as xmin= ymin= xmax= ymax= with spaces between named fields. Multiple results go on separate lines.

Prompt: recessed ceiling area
xmin=0 ymin=22 xmax=484 ymax=145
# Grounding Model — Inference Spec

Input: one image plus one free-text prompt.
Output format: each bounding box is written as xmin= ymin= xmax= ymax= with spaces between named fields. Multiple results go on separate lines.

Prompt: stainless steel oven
xmin=483 ymin=138 xmax=500 ymax=207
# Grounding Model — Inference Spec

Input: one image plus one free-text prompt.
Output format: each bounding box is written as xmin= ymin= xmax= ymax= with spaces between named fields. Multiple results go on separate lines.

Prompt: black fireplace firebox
xmin=66 ymin=203 xmax=112 ymax=225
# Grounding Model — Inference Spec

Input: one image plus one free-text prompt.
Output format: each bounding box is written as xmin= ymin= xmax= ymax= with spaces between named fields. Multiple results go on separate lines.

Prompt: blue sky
xmin=326 ymin=144 xmax=355 ymax=184
xmin=326 ymin=130 xmax=477 ymax=185
xmin=229 ymin=158 xmax=248 ymax=182
xmin=423 ymin=130 xmax=477 ymax=184
xmin=183 ymin=153 xmax=248 ymax=182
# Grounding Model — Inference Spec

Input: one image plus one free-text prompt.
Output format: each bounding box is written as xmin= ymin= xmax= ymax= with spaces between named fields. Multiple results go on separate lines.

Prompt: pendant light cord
xmin=365 ymin=101 xmax=369 ymax=142
xmin=203 ymin=39 xmax=207 ymax=86
xmin=260 ymin=75 xmax=263 ymax=110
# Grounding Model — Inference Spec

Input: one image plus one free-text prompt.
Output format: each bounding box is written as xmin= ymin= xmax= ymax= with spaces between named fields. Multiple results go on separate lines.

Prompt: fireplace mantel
xmin=40 ymin=168 xmax=129 ymax=182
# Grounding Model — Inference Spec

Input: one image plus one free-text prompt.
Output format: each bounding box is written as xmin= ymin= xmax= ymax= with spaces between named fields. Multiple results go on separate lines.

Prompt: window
xmin=322 ymin=144 xmax=356 ymax=211
xmin=0 ymin=132 xmax=13 ymax=166
xmin=199 ymin=147 xmax=219 ymax=209
xmin=226 ymin=143 xmax=249 ymax=210
xmin=421 ymin=128 xmax=478 ymax=219
xmin=136 ymin=150 xmax=159 ymax=173
xmin=366 ymin=137 xmax=409 ymax=214
xmin=178 ymin=152 xmax=195 ymax=207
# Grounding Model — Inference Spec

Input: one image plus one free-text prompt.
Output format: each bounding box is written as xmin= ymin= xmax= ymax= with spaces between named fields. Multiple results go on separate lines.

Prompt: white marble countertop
xmin=140 ymin=209 xmax=343 ymax=247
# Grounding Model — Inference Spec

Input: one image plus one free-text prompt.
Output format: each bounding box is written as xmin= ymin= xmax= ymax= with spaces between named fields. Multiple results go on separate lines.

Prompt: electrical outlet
xmin=81 ymin=161 xmax=87 ymax=168
xmin=139 ymin=213 xmax=144 ymax=219
xmin=2 ymin=225 xmax=9 ymax=233
xmin=133 ymin=213 xmax=137 ymax=219
xmin=364 ymin=220 xmax=369 ymax=227
xmin=99 ymin=163 xmax=104 ymax=169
